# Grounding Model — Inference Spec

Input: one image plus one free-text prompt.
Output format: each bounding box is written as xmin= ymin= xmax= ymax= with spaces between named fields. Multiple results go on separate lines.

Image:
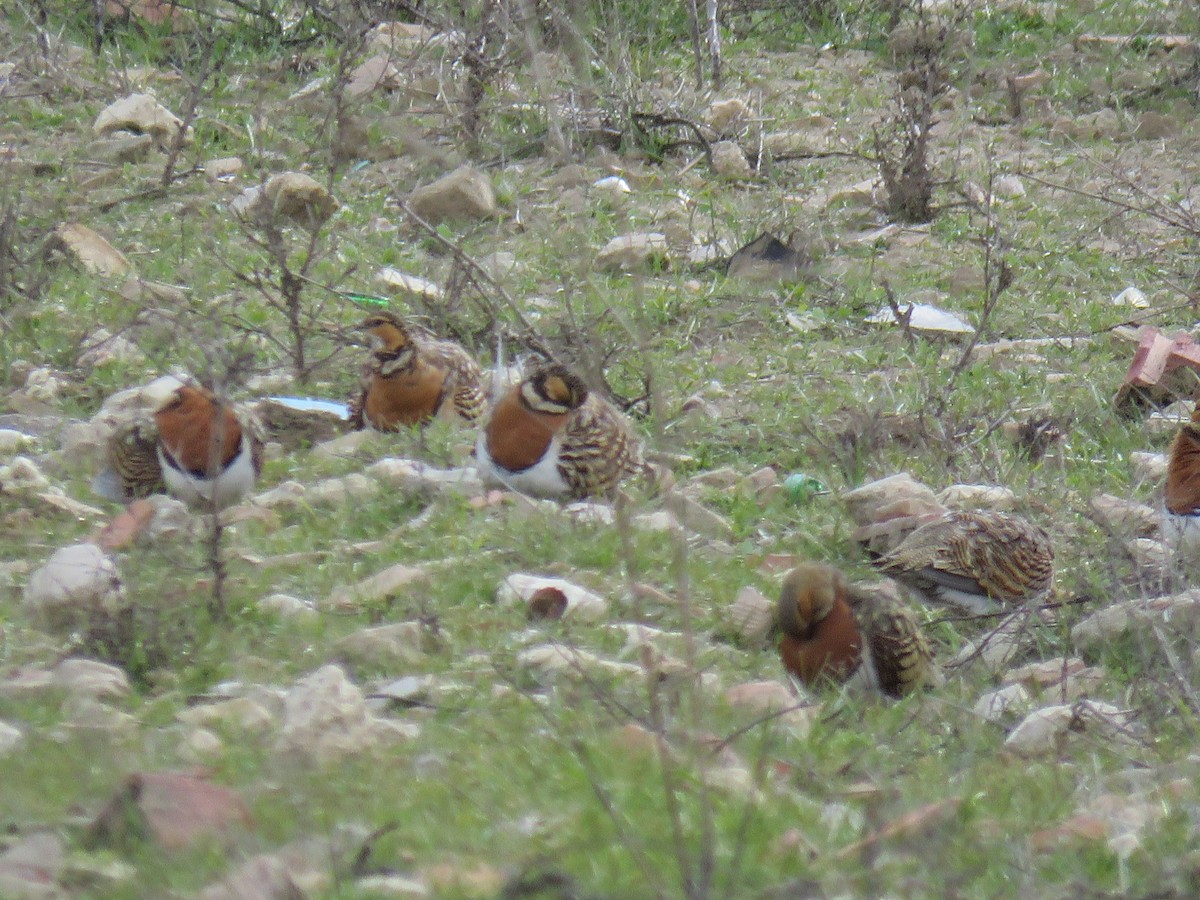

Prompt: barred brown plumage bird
xmin=1162 ymin=406 xmax=1200 ymax=551
xmin=96 ymin=383 xmax=264 ymax=509
xmin=348 ymin=311 xmax=486 ymax=431
xmin=872 ymin=509 xmax=1053 ymax=614
xmin=777 ymin=563 xmax=938 ymax=698
xmin=474 ymin=363 xmax=647 ymax=500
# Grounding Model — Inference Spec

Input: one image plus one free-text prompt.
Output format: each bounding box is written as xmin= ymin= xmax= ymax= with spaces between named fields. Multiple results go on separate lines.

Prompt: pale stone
xmin=712 ymin=141 xmax=752 ymax=178
xmin=23 ymin=543 xmax=126 ymax=629
xmin=0 ymin=456 xmax=49 ymax=492
xmin=973 ymin=683 xmax=1032 ymax=722
xmin=313 ymin=430 xmax=373 ymax=457
xmin=205 ymin=156 xmax=243 ymax=181
xmin=306 ymin=473 xmax=380 ymax=504
xmin=0 ymin=832 xmax=64 ymax=898
xmin=178 ymin=697 xmax=277 ymax=734
xmin=324 ymin=562 xmax=429 ymax=612
xmin=496 ymin=573 xmax=608 ymax=621
xmin=728 ymin=586 xmax=774 ymax=643
xmin=1089 ymin=493 xmax=1158 ymax=536
xmin=179 ymin=727 xmax=225 ymax=761
xmin=375 ymin=267 xmax=443 ymax=301
xmin=199 ymin=853 xmax=305 ymax=900
xmin=993 ymin=174 xmax=1025 ymax=198
xmin=77 ymin=328 xmax=145 ymax=369
xmin=93 ymin=92 xmax=190 ymax=145
xmin=230 ymin=172 xmax=339 ymax=231
xmin=89 ymin=132 xmax=153 ymax=163
xmin=335 ymin=622 xmax=433 ymax=667
xmin=706 ymin=97 xmax=751 ymax=132
xmin=1005 ymin=700 xmax=1136 ymax=756
xmin=367 ymin=458 xmax=483 ymax=494
xmin=408 ymin=166 xmax=496 ymax=223
xmin=277 ymin=664 xmax=380 ymax=764
xmin=1129 ymin=451 xmax=1166 ymax=483
xmin=595 ymin=232 xmax=669 ymax=272
xmin=347 ymin=54 xmax=401 ymax=97
xmin=938 ymin=484 xmax=1016 ymax=510
xmin=53 ymin=659 xmax=130 ymax=700
xmin=258 ymin=593 xmax=316 ymax=618
xmin=1072 ymin=590 xmax=1200 ymax=650
xmin=592 ymin=175 xmax=631 ymax=196
xmin=0 ymin=720 xmax=23 ymax=755
xmin=517 ymin=644 xmax=641 ymax=678
xmin=664 ymin=492 xmax=734 ymax=541
xmin=0 ymin=429 xmax=34 ymax=456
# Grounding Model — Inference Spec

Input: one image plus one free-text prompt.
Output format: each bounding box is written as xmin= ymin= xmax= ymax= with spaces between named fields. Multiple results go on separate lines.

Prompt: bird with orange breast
xmin=1163 ymin=405 xmax=1200 ymax=554
xmin=777 ymin=563 xmax=939 ymax=698
xmin=348 ymin=311 xmax=487 ymax=431
xmin=95 ymin=381 xmax=264 ymax=510
xmin=871 ymin=509 xmax=1053 ymax=614
xmin=474 ymin=362 xmax=649 ymax=501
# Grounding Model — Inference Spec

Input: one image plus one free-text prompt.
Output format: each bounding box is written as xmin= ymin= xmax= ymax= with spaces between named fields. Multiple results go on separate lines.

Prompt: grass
xmin=3 ymin=0 xmax=1200 ymax=895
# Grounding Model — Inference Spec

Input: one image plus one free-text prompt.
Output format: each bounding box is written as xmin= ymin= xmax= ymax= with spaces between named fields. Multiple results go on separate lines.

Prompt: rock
xmin=199 ymin=853 xmax=305 ymax=900
xmin=0 ymin=720 xmax=23 ymax=755
xmin=706 ymin=98 xmax=751 ymax=133
xmin=727 ymin=585 xmax=774 ymax=644
xmin=595 ymin=232 xmax=669 ymax=272
xmin=0 ymin=456 xmax=49 ymax=492
xmin=592 ymin=175 xmax=632 ymax=197
xmin=664 ymin=493 xmax=734 ymax=542
xmin=1112 ymin=285 xmax=1148 ymax=308
xmin=938 ymin=484 xmax=1016 ymax=510
xmin=496 ymin=573 xmax=608 ymax=621
xmin=1089 ymin=493 xmax=1158 ymax=536
xmin=277 ymin=664 xmax=403 ymax=763
xmin=179 ymin=727 xmax=225 ymax=761
xmin=1133 ymin=111 xmax=1178 ymax=140
xmin=711 ymin=141 xmax=751 ymax=178
xmin=725 ymin=681 xmax=815 ymax=734
xmin=353 ymin=874 xmax=428 ymax=896
xmin=52 ymin=658 xmax=130 ymax=700
xmin=992 ymin=174 xmax=1025 ymax=198
xmin=1006 ymin=657 xmax=1106 ymax=701
xmin=347 ymin=54 xmax=402 ymax=98
xmin=973 ymin=683 xmax=1032 ymax=723
xmin=517 ymin=644 xmax=641 ymax=678
xmin=77 ymin=328 xmax=145 ymax=369
xmin=323 ymin=563 xmax=429 ymax=612
xmin=725 ymin=233 xmax=808 ymax=283
xmin=141 ymin=495 xmax=195 ymax=542
xmin=367 ymin=458 xmax=482 ymax=494
xmin=258 ymin=593 xmax=316 ymax=618
xmin=88 ymin=132 xmax=154 ymax=163
xmin=205 ymin=156 xmax=243 ymax=181
xmin=335 ymin=622 xmax=435 ymax=668
xmin=0 ymin=429 xmax=34 ymax=456
xmin=23 ymin=543 xmax=126 ymax=630
xmin=1129 ymin=451 xmax=1166 ymax=483
xmin=50 ymin=224 xmax=130 ymax=276
xmin=375 ymin=267 xmax=443 ymax=301
xmin=313 ymin=430 xmax=373 ymax=458
xmin=948 ymin=613 xmax=1036 ymax=673
xmin=306 ymin=473 xmax=380 ymax=504
xmin=1071 ymin=589 xmax=1200 ymax=650
xmin=0 ymin=832 xmax=64 ymax=898
xmin=842 ymin=473 xmax=944 ymax=526
xmin=1051 ymin=108 xmax=1122 ymax=141
xmin=86 ymin=771 xmax=252 ymax=851
xmin=865 ymin=301 xmax=974 ymax=338
xmin=408 ymin=165 xmax=496 ymax=224
xmin=231 ymin=172 xmax=340 ymax=231
xmin=1005 ymin=700 xmax=1137 ymax=757
xmin=178 ymin=697 xmax=277 ymax=734
xmin=93 ymin=92 xmax=190 ymax=146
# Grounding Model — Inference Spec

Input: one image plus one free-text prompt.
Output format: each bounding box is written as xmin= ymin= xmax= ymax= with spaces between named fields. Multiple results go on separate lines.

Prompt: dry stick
xmin=396 ymin=200 xmax=559 ymax=362
xmin=665 ymin=491 xmax=717 ymax=899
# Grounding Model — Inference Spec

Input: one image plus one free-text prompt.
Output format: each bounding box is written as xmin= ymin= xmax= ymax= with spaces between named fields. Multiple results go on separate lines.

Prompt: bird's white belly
xmin=475 ymin=433 xmax=569 ymax=497
xmin=159 ymin=441 xmax=256 ymax=509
